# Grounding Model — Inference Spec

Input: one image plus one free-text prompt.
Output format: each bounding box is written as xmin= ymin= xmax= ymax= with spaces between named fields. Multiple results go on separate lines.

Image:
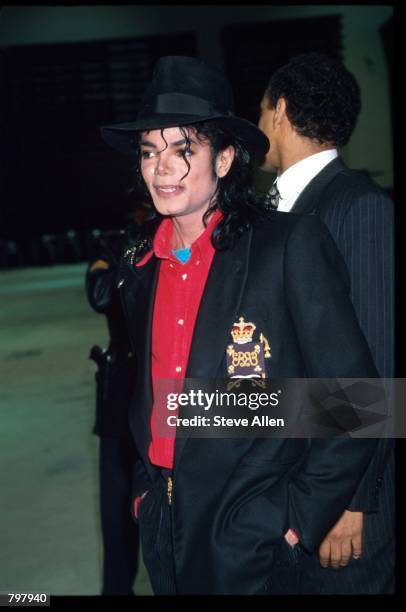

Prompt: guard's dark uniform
xmin=86 ymin=229 xmax=140 ymax=595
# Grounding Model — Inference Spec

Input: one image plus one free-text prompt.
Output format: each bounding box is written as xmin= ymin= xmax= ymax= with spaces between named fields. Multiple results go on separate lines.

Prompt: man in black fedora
xmin=100 ymin=55 xmax=380 ymax=595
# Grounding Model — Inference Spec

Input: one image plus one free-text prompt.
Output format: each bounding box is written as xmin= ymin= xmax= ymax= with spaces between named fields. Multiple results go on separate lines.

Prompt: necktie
xmin=264 ymin=182 xmax=281 ymax=210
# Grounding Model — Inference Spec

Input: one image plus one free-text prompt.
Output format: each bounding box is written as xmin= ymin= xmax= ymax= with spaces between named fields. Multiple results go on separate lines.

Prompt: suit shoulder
xmin=252 ymin=210 xmax=328 ymax=243
xmin=326 ymin=167 xmax=392 ymax=205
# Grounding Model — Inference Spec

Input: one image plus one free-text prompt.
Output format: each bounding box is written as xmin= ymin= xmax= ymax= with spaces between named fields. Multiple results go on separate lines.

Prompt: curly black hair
xmin=132 ymin=121 xmax=268 ymax=251
xmin=265 ymin=52 xmax=361 ymax=147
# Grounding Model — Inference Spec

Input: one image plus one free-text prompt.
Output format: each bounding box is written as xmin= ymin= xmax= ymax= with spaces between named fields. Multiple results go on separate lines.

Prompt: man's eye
xmin=141 ymin=151 xmax=155 ymax=159
xmin=176 ymin=148 xmax=193 ymax=157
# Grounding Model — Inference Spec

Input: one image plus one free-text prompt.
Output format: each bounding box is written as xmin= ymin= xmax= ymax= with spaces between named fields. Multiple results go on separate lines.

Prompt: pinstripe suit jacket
xmin=291 ymin=156 xmax=395 ymax=593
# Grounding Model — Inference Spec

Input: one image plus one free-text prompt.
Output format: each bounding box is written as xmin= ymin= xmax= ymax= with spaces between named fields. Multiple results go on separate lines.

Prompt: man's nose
xmin=154 ymin=153 xmax=172 ymax=175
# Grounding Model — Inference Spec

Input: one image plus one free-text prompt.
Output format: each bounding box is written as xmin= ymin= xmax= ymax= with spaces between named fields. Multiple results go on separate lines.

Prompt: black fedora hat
xmin=101 ymin=56 xmax=269 ymax=161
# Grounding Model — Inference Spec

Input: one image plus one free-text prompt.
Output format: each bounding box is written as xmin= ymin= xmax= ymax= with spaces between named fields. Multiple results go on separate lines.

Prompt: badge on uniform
xmin=226 ymin=317 xmax=271 ymax=380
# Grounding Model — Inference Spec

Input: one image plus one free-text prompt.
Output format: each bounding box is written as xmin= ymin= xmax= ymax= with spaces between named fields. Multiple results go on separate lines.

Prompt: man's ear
xmin=274 ymin=97 xmax=287 ymax=127
xmin=216 ymin=145 xmax=235 ymax=178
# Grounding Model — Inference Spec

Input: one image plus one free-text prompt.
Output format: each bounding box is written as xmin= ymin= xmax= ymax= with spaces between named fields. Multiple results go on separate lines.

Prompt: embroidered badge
xmin=226 ymin=317 xmax=271 ymax=380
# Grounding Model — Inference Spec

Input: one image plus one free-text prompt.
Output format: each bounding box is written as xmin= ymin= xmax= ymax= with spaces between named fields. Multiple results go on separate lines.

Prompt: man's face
xmin=258 ymin=95 xmax=279 ymax=172
xmin=140 ymin=126 xmax=218 ymax=221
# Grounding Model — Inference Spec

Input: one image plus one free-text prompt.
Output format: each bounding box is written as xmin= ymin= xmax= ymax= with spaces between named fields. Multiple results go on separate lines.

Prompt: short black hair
xmin=265 ymin=52 xmax=361 ymax=147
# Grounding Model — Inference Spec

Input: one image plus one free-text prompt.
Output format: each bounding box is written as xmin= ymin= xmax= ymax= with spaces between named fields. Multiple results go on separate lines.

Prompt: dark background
xmin=0 ymin=6 xmax=394 ymax=266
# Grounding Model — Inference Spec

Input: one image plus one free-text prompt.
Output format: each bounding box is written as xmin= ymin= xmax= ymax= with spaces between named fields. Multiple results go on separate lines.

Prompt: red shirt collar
xmin=136 ymin=209 xmax=223 ymax=267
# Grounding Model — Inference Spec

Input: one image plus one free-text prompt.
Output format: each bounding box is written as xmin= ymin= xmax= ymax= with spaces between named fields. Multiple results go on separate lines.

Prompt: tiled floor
xmin=0 ymin=264 xmax=152 ymax=595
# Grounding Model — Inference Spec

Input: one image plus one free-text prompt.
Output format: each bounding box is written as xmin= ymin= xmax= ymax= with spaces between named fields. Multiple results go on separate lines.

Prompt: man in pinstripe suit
xmin=258 ymin=52 xmax=394 ymax=594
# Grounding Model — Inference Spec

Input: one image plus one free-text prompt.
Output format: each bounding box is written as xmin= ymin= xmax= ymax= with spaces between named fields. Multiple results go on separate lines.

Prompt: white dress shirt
xmin=274 ymin=149 xmax=338 ymax=212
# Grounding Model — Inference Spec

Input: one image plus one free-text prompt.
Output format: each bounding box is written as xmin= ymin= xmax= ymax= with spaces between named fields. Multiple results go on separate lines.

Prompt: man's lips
xmin=154 ymin=185 xmax=184 ymax=197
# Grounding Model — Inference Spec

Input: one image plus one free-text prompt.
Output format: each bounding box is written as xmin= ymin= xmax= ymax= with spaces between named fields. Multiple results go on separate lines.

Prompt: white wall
xmin=0 ymin=5 xmax=393 ymax=187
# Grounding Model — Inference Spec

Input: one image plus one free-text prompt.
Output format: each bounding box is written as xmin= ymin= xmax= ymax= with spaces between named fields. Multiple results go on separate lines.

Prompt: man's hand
xmin=318 ymin=510 xmax=363 ymax=568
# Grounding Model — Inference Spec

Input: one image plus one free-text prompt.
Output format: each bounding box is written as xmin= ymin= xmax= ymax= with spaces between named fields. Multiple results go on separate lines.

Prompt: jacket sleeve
xmin=284 ymin=215 xmax=379 ymax=551
xmin=86 ymin=266 xmax=117 ymax=314
xmin=334 ymin=192 xmax=395 ymax=512
xmin=347 ymin=438 xmax=394 ymax=512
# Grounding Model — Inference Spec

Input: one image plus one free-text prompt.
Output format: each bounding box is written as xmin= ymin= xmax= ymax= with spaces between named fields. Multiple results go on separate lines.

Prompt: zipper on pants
xmin=167 ymin=476 xmax=173 ymax=505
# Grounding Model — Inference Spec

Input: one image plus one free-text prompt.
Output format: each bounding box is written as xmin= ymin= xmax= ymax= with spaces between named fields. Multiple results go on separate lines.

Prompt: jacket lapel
xmin=124 ymin=256 xmax=160 ymax=375
xmin=173 ymin=227 xmax=252 ymax=472
xmin=187 ymin=226 xmax=252 ymax=378
xmin=123 ymin=257 xmax=161 ymax=479
xmin=291 ymin=157 xmax=345 ymax=215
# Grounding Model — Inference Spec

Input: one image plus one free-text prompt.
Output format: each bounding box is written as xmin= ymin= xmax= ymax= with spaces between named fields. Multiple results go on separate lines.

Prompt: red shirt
xmin=136 ymin=210 xmax=222 ymax=469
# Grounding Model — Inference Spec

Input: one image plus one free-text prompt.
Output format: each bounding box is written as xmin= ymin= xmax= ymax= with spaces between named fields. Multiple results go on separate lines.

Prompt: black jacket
xmin=290 ymin=157 xmax=394 ymax=592
xmin=292 ymin=158 xmax=394 ymax=509
xmin=86 ymin=231 xmax=136 ymax=437
xmin=119 ymin=211 xmax=379 ymax=594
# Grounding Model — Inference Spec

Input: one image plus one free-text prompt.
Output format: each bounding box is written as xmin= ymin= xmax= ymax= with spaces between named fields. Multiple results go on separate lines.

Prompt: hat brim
xmin=100 ymin=113 xmax=269 ymax=161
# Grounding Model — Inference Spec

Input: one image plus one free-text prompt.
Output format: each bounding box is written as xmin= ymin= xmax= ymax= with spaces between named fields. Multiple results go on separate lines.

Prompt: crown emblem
xmin=231 ymin=317 xmax=256 ymax=344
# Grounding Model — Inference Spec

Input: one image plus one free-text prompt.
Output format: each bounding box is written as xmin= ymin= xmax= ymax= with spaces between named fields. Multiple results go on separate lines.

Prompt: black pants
xmin=99 ymin=434 xmax=140 ymax=595
xmin=137 ymin=472 xmax=177 ymax=595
